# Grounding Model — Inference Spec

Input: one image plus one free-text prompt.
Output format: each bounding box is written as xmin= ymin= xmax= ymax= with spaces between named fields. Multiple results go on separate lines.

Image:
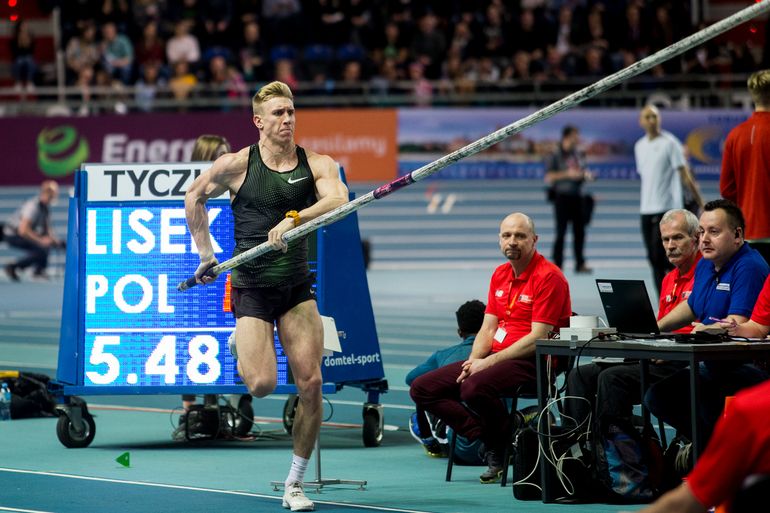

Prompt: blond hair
xmin=41 ymin=179 xmax=59 ymax=195
xmin=191 ymin=135 xmax=231 ymax=161
xmin=252 ymin=81 xmax=293 ymax=115
xmin=747 ymin=70 xmax=770 ymax=107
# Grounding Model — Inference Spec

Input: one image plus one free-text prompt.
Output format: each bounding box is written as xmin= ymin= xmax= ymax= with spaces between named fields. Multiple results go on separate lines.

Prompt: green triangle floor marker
xmin=116 ymin=452 xmax=130 ymax=468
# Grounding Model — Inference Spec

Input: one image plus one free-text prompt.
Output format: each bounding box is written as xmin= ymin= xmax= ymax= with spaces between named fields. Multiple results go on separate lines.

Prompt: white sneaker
xmin=282 ymin=482 xmax=314 ymax=511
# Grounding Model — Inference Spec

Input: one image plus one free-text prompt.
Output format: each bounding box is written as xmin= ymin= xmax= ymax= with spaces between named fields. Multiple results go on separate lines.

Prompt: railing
xmin=0 ymin=73 xmax=755 ymax=116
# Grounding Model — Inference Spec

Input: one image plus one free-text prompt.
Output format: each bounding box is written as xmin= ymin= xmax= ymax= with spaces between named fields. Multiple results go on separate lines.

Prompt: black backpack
xmin=591 ymin=415 xmax=665 ymax=503
xmin=0 ymin=371 xmax=58 ymax=419
xmin=511 ymin=408 xmax=594 ymax=503
xmin=512 ymin=423 xmax=542 ymax=500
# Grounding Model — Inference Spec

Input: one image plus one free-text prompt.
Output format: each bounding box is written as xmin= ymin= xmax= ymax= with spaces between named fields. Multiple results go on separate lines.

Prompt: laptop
xmin=595 ymin=279 xmax=726 ymax=343
xmin=595 ymin=279 xmax=660 ymax=336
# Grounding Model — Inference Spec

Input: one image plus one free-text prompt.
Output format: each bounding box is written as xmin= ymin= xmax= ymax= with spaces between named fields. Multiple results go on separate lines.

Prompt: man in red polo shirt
xmin=657 ymin=209 xmax=702 ymax=327
xmin=623 ymin=380 xmax=770 ymax=513
xmin=564 ymin=208 xmax=701 ymax=425
xmin=410 ymin=212 xmax=571 ymax=483
xmin=720 ymin=69 xmax=770 ymax=265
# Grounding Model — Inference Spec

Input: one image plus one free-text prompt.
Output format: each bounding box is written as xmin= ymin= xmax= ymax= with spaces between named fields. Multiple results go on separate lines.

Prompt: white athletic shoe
xmin=227 ymin=331 xmax=237 ymax=360
xmin=282 ymin=482 xmax=314 ymax=511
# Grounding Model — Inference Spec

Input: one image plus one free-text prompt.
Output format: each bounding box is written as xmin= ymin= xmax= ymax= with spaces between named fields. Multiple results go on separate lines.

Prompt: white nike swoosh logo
xmin=287 ymin=176 xmax=308 ymax=184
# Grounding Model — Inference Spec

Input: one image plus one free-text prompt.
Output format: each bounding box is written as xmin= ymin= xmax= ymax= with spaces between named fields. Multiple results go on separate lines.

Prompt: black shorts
xmin=231 ymin=277 xmax=315 ymax=323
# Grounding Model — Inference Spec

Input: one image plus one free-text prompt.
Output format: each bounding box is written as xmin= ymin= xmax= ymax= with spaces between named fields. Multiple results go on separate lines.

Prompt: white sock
xmin=285 ymin=454 xmax=309 ymax=487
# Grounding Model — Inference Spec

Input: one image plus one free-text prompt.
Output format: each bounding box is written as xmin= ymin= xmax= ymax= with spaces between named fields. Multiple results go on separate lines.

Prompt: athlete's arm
xmin=266 ymin=152 xmax=348 ymax=252
xmin=185 ymin=149 xmax=245 ymax=282
xmin=306 ymin=151 xmax=349 ymax=220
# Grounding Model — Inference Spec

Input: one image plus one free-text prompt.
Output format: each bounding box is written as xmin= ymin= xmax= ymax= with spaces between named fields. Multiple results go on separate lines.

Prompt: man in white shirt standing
xmin=634 ymin=105 xmax=703 ymax=293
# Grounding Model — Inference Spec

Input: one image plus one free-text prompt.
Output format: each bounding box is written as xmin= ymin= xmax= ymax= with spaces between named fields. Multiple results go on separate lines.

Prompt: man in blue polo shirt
xmin=645 ymin=199 xmax=769 ymax=445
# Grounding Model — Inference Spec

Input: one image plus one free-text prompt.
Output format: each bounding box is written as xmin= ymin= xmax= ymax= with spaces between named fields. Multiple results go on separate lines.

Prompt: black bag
xmin=512 ymin=412 xmax=594 ymax=503
xmin=592 ymin=416 xmax=664 ymax=503
xmin=660 ymin=434 xmax=693 ymax=492
xmin=0 ymin=371 xmax=57 ymax=419
xmin=512 ymin=424 xmax=542 ymax=500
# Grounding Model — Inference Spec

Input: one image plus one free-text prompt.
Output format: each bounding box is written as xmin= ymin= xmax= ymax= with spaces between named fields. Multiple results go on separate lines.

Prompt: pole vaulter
xmin=179 ymin=0 xmax=770 ymax=291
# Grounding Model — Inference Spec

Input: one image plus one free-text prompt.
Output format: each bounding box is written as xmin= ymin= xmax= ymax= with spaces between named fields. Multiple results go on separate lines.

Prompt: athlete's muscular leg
xmin=235 ymin=316 xmax=278 ymax=398
xmin=277 ymin=300 xmax=324 ymax=459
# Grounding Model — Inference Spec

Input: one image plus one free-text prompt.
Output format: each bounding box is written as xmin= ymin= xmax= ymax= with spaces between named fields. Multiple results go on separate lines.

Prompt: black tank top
xmin=230 ymin=144 xmax=316 ymax=288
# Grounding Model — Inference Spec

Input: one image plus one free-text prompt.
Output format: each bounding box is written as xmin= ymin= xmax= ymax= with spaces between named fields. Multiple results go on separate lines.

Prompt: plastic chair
xmin=269 ymin=45 xmax=298 ymax=63
xmin=302 ymin=44 xmax=334 ymax=78
xmin=499 ymin=383 xmax=541 ymax=487
xmin=335 ymin=44 xmax=365 ymax=63
xmin=303 ymin=44 xmax=334 ymax=63
xmin=444 ymin=381 xmax=553 ymax=485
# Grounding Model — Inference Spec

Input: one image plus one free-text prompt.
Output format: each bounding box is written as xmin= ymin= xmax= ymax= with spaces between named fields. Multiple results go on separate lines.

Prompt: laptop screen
xmin=595 ymin=279 xmax=659 ymax=335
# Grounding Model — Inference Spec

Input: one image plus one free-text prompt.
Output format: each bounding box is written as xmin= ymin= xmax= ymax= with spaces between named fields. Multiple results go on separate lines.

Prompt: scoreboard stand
xmin=50 ymin=163 xmax=387 ymax=449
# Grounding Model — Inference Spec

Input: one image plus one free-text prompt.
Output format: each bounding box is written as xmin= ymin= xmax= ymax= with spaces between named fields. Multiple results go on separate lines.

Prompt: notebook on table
xmin=594 ymin=279 xmax=725 ymax=343
xmin=595 ymin=279 xmax=660 ymax=337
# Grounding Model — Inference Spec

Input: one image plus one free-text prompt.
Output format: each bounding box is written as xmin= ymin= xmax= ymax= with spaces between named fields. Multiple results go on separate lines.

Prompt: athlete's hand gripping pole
xmin=177 ymin=0 xmax=770 ymax=292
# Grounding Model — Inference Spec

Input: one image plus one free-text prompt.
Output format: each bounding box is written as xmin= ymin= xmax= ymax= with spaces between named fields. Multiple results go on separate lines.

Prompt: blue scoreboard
xmin=57 ymin=163 xmax=288 ymax=393
xmin=56 ymin=162 xmax=384 ymax=400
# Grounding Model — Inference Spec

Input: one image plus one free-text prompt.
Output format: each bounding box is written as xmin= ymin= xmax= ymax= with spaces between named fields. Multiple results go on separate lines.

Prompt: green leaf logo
xmin=37 ymin=125 xmax=90 ymax=177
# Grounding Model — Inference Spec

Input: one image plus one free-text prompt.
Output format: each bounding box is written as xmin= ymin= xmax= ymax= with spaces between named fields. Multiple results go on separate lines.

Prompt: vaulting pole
xmin=178 ymin=0 xmax=770 ymax=291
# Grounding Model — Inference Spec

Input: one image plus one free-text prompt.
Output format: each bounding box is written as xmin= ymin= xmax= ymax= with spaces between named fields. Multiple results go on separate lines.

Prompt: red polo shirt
xmin=751 ymin=275 xmax=770 ymax=327
xmin=687 ymin=380 xmax=770 ymax=509
xmin=720 ymin=111 xmax=770 ymax=240
xmin=658 ymin=254 xmax=701 ymax=334
xmin=485 ymin=251 xmax=571 ymax=353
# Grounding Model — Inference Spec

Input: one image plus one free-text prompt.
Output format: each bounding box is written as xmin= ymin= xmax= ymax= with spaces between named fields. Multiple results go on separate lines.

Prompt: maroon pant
xmin=410 ymin=358 xmax=537 ymax=451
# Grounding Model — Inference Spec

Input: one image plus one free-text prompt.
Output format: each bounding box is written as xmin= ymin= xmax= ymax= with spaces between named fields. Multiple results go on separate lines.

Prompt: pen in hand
xmin=708 ymin=316 xmax=736 ymax=326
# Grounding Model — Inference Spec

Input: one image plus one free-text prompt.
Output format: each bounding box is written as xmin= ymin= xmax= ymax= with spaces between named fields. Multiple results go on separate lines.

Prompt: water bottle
xmin=0 ymin=383 xmax=10 ymax=421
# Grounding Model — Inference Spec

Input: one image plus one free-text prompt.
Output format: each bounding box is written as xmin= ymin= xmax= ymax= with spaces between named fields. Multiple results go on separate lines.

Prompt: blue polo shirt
xmin=688 ymin=243 xmax=770 ymax=323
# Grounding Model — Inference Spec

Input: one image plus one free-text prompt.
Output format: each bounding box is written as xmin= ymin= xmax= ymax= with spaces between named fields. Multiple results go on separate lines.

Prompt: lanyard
xmin=505 ymin=280 xmax=518 ymax=317
xmin=667 ymin=281 xmax=678 ymax=304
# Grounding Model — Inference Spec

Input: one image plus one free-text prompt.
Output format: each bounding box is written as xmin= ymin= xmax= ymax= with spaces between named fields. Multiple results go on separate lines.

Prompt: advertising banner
xmin=0 ymin=107 xmax=749 ymax=185
xmin=397 ymin=108 xmax=749 ymax=181
xmin=0 ymin=109 xmax=398 ymax=186
xmin=296 ymin=109 xmax=397 ymax=182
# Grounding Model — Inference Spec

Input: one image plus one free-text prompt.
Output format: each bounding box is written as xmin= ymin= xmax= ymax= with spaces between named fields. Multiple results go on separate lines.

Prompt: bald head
xmin=639 ymin=105 xmax=661 ymax=136
xmin=501 ymin=213 xmax=536 ymax=235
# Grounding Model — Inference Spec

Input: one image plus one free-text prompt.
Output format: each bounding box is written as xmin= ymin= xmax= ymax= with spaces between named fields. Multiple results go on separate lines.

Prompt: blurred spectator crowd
xmin=7 ymin=0 xmax=769 ymax=112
